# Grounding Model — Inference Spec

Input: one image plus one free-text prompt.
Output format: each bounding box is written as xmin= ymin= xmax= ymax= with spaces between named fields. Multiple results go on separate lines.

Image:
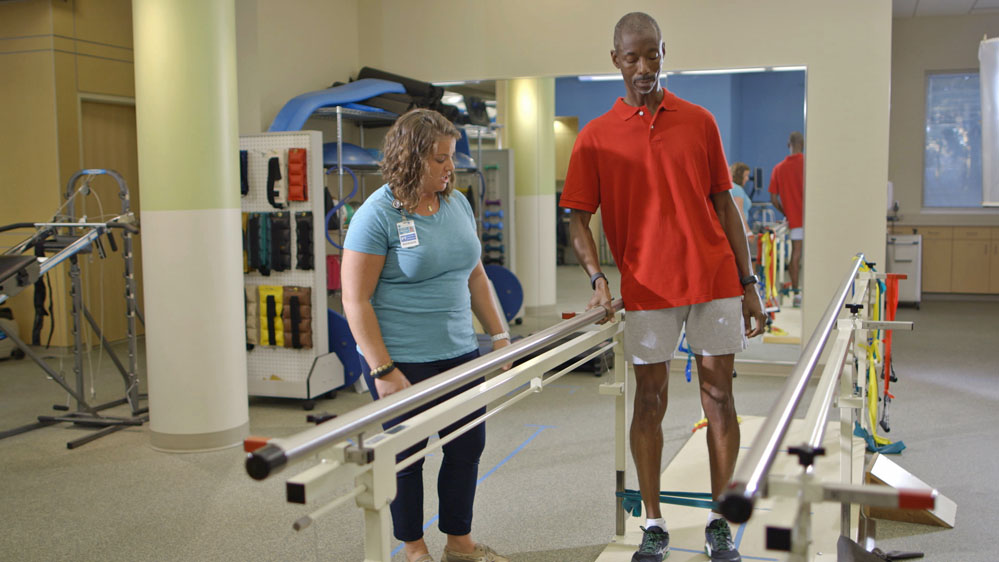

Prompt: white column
xmin=132 ymin=0 xmax=249 ymax=451
xmin=505 ymin=78 xmax=557 ymax=316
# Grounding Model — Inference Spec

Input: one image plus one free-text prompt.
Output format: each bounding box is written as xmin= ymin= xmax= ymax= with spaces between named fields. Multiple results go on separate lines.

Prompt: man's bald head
xmin=613 ymin=12 xmax=661 ymax=52
xmin=789 ymin=131 xmax=804 ymax=153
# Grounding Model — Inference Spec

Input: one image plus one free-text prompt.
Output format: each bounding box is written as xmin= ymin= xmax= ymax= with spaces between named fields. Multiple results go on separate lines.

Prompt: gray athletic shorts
xmin=623 ymin=297 xmax=747 ymax=364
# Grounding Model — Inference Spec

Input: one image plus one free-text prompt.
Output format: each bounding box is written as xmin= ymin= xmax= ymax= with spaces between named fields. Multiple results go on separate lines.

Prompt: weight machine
xmin=0 ymin=169 xmax=147 ymax=448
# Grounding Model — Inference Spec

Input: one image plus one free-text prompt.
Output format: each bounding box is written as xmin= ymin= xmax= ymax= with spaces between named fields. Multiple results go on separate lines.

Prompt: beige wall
xmin=237 ymin=0 xmax=360 ymax=134
xmin=357 ymin=0 xmax=893 ymax=340
xmin=1 ymin=0 xmax=136 ymax=345
xmin=890 ymin=13 xmax=999 ymax=227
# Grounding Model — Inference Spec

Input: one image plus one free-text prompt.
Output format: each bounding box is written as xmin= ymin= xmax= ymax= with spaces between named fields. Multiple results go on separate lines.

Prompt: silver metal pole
xmin=719 ymin=253 xmax=865 ymax=523
xmin=246 ymin=299 xmax=624 ymax=480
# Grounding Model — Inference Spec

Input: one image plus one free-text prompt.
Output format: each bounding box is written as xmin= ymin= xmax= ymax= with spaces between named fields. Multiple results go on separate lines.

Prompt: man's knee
xmin=699 ymin=383 xmax=734 ymax=410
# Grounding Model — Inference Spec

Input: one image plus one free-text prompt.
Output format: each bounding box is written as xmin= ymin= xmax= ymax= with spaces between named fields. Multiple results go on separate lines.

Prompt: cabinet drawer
xmin=993 ymin=227 xmax=999 ymax=241
xmin=913 ymin=226 xmax=952 ymax=240
xmin=953 ymin=227 xmax=991 ymax=240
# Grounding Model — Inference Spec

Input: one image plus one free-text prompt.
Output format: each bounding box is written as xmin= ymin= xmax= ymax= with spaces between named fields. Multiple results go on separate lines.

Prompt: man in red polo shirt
xmin=560 ymin=12 xmax=766 ymax=562
xmin=769 ymin=131 xmax=805 ymax=306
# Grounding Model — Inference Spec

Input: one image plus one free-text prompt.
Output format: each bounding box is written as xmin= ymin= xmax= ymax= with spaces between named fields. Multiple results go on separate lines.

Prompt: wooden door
xmin=79 ymin=101 xmax=144 ymax=341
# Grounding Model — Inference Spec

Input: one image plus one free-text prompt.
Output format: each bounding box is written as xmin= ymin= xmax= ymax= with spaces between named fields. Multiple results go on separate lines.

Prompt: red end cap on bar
xmin=244 ymin=436 xmax=270 ymax=453
xmin=898 ymin=488 xmax=936 ymax=510
xmin=561 ymin=312 xmax=576 ymax=319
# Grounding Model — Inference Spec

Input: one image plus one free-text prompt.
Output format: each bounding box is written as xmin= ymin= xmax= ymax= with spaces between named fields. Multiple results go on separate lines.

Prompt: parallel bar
xmin=719 ymin=254 xmax=865 ymax=523
xmin=802 ymin=328 xmax=854 ymax=449
xmin=246 ymin=300 xmax=624 ymax=480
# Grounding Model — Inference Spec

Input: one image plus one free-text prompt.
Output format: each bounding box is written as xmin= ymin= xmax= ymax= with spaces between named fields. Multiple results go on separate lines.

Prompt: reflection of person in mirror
xmin=559 ymin=11 xmax=766 ymax=562
xmin=769 ymin=131 xmax=805 ymax=306
xmin=729 ymin=162 xmax=754 ymax=236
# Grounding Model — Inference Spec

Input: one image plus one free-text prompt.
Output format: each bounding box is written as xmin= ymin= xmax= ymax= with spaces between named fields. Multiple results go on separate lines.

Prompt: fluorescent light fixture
xmin=578 ymin=74 xmax=622 ymax=81
xmin=578 ymin=72 xmax=675 ymax=82
xmin=679 ymin=67 xmax=767 ymax=75
xmin=771 ymin=65 xmax=807 ymax=72
xmin=433 ymin=80 xmax=482 ymax=86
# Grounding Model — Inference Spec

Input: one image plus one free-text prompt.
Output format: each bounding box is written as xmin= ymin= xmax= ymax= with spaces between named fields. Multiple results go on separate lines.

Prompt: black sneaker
xmin=632 ymin=525 xmax=670 ymax=561
xmin=705 ymin=518 xmax=741 ymax=561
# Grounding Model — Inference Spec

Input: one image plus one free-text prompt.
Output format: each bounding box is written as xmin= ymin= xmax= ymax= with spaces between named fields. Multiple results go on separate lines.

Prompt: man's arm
xmin=770 ymin=191 xmax=785 ymax=218
xmin=711 ymin=191 xmax=767 ymax=337
xmin=567 ymin=209 xmax=613 ymax=323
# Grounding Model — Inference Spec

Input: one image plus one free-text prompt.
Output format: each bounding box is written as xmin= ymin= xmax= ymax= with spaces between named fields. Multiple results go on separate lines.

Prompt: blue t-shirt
xmin=344 ymin=184 xmax=481 ymax=362
xmin=731 ymin=183 xmax=752 ymax=223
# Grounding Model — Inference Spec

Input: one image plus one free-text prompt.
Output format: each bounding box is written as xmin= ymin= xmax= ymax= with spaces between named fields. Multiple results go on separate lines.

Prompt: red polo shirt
xmin=768 ymin=153 xmax=804 ymax=229
xmin=559 ymin=90 xmax=742 ymax=310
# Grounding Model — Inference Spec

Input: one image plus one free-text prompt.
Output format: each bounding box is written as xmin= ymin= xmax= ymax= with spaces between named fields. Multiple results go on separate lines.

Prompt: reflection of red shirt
xmin=769 ymin=153 xmax=804 ymax=229
xmin=559 ymin=91 xmax=742 ymax=310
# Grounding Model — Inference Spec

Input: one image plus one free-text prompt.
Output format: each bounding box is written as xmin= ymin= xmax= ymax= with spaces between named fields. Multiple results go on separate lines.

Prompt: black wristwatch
xmin=590 ymin=272 xmax=608 ymax=290
xmin=740 ymin=274 xmax=760 ymax=287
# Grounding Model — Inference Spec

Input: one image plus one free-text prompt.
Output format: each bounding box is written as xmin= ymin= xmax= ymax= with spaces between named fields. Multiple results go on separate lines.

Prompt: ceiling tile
xmin=893 ymin=0 xmax=919 ymax=17
xmin=916 ymin=0 xmax=977 ymax=16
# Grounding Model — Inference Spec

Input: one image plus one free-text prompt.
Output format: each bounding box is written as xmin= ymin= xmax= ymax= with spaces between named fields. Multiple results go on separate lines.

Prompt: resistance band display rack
xmin=241 ymin=132 xmax=342 ymax=407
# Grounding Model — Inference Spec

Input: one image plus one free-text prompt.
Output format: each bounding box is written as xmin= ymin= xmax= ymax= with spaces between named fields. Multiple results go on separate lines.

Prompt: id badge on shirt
xmin=397 ymin=219 xmax=419 ymax=248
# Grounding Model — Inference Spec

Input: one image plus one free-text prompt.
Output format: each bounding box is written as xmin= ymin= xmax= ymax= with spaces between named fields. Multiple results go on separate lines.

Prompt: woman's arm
xmin=732 ymin=194 xmax=751 ymax=236
xmin=468 ymin=261 xmax=512 ymax=356
xmin=341 ymin=249 xmax=410 ymax=396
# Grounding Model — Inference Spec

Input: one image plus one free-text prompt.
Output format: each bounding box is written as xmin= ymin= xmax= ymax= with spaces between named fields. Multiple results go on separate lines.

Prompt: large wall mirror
xmin=441 ymin=67 xmax=806 ymax=364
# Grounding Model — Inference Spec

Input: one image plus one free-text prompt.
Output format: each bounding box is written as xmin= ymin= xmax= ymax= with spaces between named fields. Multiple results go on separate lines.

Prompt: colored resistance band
xmin=240 ymin=149 xmax=249 ymax=196
xmin=250 ymin=212 xmax=271 ymax=276
xmin=616 ymin=489 xmax=716 ymax=516
xmin=678 ymin=332 xmax=693 ymax=383
xmin=269 ymin=212 xmax=292 ymax=272
xmin=266 ymin=150 xmax=287 ymax=209
xmin=245 ymin=286 xmax=259 ymax=346
xmin=258 ymin=285 xmax=284 ymax=347
xmin=241 ymin=212 xmax=250 ymax=273
xmin=295 ymin=212 xmax=314 ymax=270
xmin=287 ymin=148 xmax=308 ymax=201
xmin=282 ymin=286 xmax=313 ymax=349
xmin=855 ymin=261 xmax=906 ymax=454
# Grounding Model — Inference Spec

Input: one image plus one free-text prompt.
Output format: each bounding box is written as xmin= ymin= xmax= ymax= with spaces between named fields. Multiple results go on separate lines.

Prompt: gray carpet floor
xmin=0 ymin=267 xmax=994 ymax=561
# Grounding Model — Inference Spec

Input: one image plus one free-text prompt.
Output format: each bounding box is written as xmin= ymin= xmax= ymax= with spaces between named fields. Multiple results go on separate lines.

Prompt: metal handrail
xmin=246 ymin=299 xmax=624 ymax=480
xmin=719 ymin=253 xmax=865 ymax=523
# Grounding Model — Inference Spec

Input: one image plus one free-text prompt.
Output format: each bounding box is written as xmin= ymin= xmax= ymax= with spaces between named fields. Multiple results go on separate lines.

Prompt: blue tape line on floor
xmin=391 ymin=425 xmax=552 ymax=557
xmin=670 ymin=546 xmax=777 ymax=561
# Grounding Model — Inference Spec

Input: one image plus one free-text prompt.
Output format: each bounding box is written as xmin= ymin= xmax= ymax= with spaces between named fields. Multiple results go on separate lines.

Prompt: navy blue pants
xmin=361 ymin=349 xmax=486 ymax=542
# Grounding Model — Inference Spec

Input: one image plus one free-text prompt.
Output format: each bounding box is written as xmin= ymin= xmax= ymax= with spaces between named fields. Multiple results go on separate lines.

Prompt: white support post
xmin=614 ymin=331 xmax=628 ymax=537
xmin=359 ymin=451 xmax=396 ymax=562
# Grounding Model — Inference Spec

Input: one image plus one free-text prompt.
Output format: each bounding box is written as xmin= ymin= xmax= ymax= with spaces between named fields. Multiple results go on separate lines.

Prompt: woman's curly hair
xmin=730 ymin=161 xmax=750 ymax=186
xmin=380 ymin=109 xmax=461 ymax=213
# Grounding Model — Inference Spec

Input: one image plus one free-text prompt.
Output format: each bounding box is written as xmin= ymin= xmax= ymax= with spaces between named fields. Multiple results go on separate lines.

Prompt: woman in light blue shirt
xmin=342 ymin=109 xmax=510 ymax=562
xmin=730 ymin=162 xmax=753 ymax=236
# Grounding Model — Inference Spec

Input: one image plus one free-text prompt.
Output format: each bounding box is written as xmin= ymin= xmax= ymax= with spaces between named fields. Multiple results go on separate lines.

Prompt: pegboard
xmin=240 ymin=131 xmax=343 ymax=399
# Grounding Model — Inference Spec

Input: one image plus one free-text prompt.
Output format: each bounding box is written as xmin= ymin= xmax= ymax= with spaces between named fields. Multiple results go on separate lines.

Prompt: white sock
xmin=645 ymin=517 xmax=667 ymax=532
xmin=707 ymin=511 xmax=725 ymax=526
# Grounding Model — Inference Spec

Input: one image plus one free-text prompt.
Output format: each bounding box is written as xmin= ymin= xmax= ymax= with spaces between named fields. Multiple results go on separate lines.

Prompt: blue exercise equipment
xmin=268 ymin=79 xmax=405 ymax=132
xmin=328 ymin=309 xmax=363 ymax=390
xmin=323 ymin=142 xmax=381 ymax=168
xmin=324 ymin=165 xmax=358 ymax=250
xmin=483 ymin=264 xmax=522 ymax=322
xmin=483 ymin=221 xmax=503 ymax=231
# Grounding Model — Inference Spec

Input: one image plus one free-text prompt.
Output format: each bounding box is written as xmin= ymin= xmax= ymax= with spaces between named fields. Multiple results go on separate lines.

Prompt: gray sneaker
xmin=705 ymin=518 xmax=741 ymax=561
xmin=440 ymin=543 xmax=508 ymax=562
xmin=632 ymin=525 xmax=670 ymax=561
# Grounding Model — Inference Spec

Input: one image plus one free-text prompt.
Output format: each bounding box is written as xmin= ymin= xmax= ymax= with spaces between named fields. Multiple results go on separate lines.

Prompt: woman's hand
xmin=492 ymin=337 xmax=513 ymax=370
xmin=373 ymin=368 xmax=411 ymax=398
